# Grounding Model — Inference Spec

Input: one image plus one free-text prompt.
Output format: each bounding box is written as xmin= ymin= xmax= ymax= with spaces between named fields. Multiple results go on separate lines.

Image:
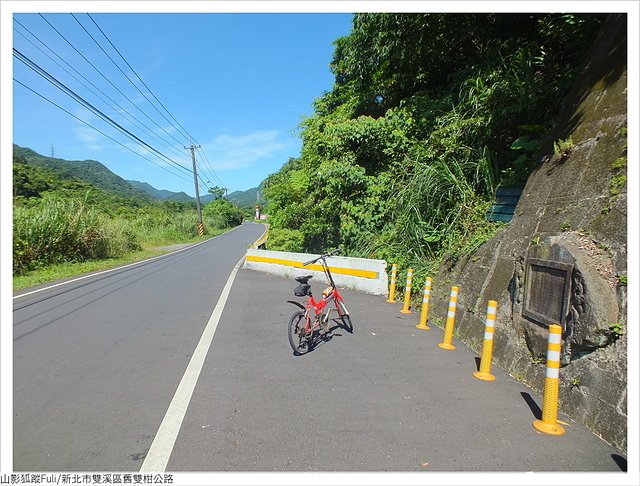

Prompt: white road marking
xmin=139 ymin=256 xmax=244 ymax=472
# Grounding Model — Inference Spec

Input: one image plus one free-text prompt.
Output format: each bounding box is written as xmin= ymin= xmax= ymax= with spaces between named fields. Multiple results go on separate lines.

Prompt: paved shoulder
xmin=167 ymin=268 xmax=625 ymax=472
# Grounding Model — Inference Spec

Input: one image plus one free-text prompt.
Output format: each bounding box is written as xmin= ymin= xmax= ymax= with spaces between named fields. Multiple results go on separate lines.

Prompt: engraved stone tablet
xmin=523 ymin=258 xmax=573 ymax=328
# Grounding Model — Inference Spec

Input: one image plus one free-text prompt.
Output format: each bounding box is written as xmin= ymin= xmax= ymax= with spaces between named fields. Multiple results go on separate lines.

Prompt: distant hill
xmin=127 ymin=180 xmax=193 ymax=202
xmin=227 ymin=186 xmax=265 ymax=208
xmin=13 ymin=144 xmax=152 ymax=202
xmin=13 ymin=144 xmax=265 ymax=208
xmin=128 ymin=179 xmax=264 ymax=208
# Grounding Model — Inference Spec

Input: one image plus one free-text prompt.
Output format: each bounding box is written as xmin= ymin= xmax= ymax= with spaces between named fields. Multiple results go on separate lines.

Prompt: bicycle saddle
xmin=295 ymin=275 xmax=313 ymax=284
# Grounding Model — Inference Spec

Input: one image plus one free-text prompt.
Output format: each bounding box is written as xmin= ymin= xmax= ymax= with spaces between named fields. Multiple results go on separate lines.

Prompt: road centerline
xmin=139 ymin=255 xmax=244 ymax=472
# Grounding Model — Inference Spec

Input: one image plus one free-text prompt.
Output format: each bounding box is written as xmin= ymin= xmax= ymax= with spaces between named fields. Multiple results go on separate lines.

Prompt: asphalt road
xmin=13 ymin=222 xmax=264 ymax=471
xmin=12 ymin=220 xmax=627 ymax=476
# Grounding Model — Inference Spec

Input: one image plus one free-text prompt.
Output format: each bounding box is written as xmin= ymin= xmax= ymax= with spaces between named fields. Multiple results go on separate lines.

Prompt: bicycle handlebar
xmin=302 ymin=249 xmax=340 ymax=266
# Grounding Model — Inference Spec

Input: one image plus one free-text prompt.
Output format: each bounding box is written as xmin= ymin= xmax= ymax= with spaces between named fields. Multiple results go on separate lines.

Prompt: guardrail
xmin=250 ymin=224 xmax=269 ymax=248
xmin=243 ymin=248 xmax=388 ymax=295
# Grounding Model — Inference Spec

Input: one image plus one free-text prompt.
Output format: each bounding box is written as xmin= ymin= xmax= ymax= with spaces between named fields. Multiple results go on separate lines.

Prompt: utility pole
xmin=186 ymin=144 xmax=205 ymax=236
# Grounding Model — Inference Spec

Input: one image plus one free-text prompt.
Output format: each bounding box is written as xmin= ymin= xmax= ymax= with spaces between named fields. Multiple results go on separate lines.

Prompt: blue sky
xmin=11 ymin=11 xmax=353 ymax=195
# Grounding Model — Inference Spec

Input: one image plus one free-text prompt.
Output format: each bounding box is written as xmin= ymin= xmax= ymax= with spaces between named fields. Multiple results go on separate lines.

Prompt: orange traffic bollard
xmin=400 ymin=268 xmax=413 ymax=314
xmin=438 ymin=286 xmax=459 ymax=350
xmin=386 ymin=264 xmax=398 ymax=303
xmin=533 ymin=324 xmax=565 ymax=435
xmin=473 ymin=300 xmax=498 ymax=381
xmin=416 ymin=277 xmax=432 ymax=330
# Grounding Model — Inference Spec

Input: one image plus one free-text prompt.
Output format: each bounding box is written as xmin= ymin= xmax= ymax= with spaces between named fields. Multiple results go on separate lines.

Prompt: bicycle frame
xmin=287 ymin=249 xmax=353 ymax=354
xmin=297 ymin=252 xmax=346 ymax=331
xmin=304 ymin=286 xmax=345 ymax=326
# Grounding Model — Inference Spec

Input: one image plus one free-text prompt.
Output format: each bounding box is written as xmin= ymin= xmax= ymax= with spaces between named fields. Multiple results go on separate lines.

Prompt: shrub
xmin=266 ymin=228 xmax=304 ymax=252
xmin=13 ymin=196 xmax=140 ymax=274
xmin=202 ymin=199 xmax=244 ymax=230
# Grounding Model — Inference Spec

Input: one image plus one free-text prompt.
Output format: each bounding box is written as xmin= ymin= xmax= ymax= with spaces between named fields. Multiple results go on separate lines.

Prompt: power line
xmin=71 ymin=13 xmax=191 ymax=146
xmin=37 ymin=13 xmax=190 ymax=151
xmin=13 ymin=77 xmax=195 ymax=184
xmin=13 ymin=20 xmax=191 ymax=163
xmin=86 ymin=13 xmax=195 ymax=144
xmin=85 ymin=13 xmax=226 ymax=190
xmin=16 ymin=14 xmax=226 ymax=198
xmin=196 ymin=146 xmax=225 ymax=187
xmin=14 ymin=48 xmax=193 ymax=177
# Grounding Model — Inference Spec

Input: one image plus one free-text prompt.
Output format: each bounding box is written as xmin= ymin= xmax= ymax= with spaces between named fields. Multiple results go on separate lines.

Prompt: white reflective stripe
xmin=484 ymin=331 xmax=494 ymax=340
xmin=422 ymin=298 xmax=429 ymax=303
xmin=487 ymin=305 xmax=497 ymax=314
xmin=547 ymin=350 xmax=561 ymax=362
xmin=548 ymin=332 xmax=562 ymax=344
xmin=451 ymin=290 xmax=458 ymax=297
xmin=447 ymin=311 xmax=455 ymax=317
xmin=485 ymin=318 xmax=495 ymax=326
xmin=546 ymin=368 xmax=559 ymax=379
xmin=424 ymin=289 xmax=431 ymax=295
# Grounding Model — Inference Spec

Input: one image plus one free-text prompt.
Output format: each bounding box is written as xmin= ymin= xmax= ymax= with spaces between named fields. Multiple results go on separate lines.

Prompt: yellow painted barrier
xmin=386 ymin=264 xmax=398 ymax=303
xmin=416 ymin=277 xmax=432 ymax=330
xmin=244 ymin=255 xmax=378 ymax=279
xmin=473 ymin=300 xmax=498 ymax=381
xmin=251 ymin=226 xmax=269 ymax=248
xmin=533 ymin=324 xmax=565 ymax=435
xmin=400 ymin=268 xmax=413 ymax=314
xmin=438 ymin=286 xmax=459 ymax=350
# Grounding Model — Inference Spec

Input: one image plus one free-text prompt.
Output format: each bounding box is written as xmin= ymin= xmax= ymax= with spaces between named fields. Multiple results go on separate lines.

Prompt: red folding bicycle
xmin=287 ymin=249 xmax=353 ymax=355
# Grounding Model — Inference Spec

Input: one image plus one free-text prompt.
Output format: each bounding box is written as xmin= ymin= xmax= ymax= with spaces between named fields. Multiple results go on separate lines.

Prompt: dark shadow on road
xmin=611 ymin=454 xmax=627 ymax=471
xmin=474 ymin=357 xmax=481 ymax=372
xmin=521 ymin=392 xmax=542 ymax=420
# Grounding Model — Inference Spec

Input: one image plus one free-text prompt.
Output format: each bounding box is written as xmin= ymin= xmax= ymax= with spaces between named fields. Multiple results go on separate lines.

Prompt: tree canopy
xmin=263 ymin=13 xmax=606 ymax=278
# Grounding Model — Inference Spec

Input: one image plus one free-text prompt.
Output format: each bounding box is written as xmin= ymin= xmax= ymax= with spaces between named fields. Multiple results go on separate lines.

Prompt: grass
xmin=12 ymin=196 xmax=244 ymax=291
xmin=13 ymin=229 xmax=231 ymax=292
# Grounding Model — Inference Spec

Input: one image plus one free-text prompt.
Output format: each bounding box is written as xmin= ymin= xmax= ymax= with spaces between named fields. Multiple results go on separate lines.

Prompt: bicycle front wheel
xmin=336 ymin=300 xmax=353 ymax=333
xmin=288 ymin=310 xmax=313 ymax=355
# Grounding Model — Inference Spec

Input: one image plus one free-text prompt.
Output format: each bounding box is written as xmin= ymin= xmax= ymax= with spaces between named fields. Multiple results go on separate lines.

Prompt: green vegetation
xmin=609 ymin=155 xmax=627 ymax=202
xmin=263 ymin=13 xmax=605 ymax=282
xmin=12 ymin=149 xmax=246 ymax=289
xmin=14 ymin=145 xmax=152 ymax=202
xmin=609 ymin=322 xmax=625 ymax=337
xmin=553 ymin=136 xmax=574 ymax=157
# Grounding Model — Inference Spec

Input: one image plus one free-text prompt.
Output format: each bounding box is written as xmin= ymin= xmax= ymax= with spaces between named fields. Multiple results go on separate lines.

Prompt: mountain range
xmin=13 ymin=144 xmax=264 ymax=208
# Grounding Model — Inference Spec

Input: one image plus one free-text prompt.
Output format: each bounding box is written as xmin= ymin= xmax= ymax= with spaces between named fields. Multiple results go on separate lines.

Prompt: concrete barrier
xmin=243 ymin=248 xmax=388 ymax=295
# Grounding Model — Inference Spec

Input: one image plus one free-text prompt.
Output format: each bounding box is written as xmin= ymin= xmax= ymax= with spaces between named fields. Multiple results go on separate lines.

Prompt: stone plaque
xmin=523 ymin=258 xmax=573 ymax=328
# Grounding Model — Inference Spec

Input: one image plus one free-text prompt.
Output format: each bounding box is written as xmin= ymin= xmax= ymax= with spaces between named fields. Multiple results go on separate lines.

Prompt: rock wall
xmin=428 ymin=14 xmax=627 ymax=453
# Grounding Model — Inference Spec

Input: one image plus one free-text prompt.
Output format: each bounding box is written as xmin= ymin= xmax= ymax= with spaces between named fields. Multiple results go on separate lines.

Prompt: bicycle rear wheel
xmin=336 ymin=300 xmax=353 ymax=333
xmin=288 ymin=310 xmax=314 ymax=355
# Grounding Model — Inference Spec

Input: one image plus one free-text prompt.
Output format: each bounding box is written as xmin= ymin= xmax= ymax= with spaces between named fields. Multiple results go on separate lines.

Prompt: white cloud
xmin=203 ymin=130 xmax=287 ymax=171
xmin=74 ymin=121 xmax=105 ymax=152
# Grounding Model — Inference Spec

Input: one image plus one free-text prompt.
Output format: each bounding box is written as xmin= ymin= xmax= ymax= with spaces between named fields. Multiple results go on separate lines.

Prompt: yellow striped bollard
xmin=386 ymin=264 xmax=398 ymax=303
xmin=416 ymin=277 xmax=432 ymax=330
xmin=438 ymin=286 xmax=459 ymax=350
xmin=473 ymin=300 xmax=498 ymax=381
xmin=533 ymin=324 xmax=565 ymax=435
xmin=400 ymin=268 xmax=413 ymax=314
